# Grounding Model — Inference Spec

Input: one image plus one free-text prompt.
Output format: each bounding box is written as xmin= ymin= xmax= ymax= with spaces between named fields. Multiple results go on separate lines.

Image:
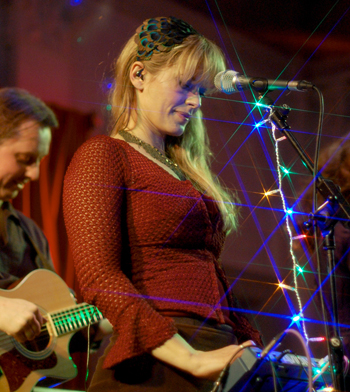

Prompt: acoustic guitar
xmin=0 ymin=269 xmax=103 ymax=392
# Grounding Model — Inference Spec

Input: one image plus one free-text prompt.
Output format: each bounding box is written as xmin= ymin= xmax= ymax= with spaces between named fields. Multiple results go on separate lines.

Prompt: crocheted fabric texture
xmin=63 ymin=135 xmax=233 ymax=369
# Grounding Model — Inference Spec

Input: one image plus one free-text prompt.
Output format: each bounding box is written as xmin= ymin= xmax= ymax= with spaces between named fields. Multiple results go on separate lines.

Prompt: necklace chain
xmin=119 ymin=130 xmax=186 ymax=181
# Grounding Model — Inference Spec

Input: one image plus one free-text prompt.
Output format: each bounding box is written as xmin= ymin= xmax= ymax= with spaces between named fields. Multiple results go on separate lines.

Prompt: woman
xmin=63 ymin=16 xmax=261 ymax=391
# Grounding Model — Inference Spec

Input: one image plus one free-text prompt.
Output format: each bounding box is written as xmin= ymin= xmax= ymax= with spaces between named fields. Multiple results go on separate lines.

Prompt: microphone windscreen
xmin=214 ymin=70 xmax=239 ymax=94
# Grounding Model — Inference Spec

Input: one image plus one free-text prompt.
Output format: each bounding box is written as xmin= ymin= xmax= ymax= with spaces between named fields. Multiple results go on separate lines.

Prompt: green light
xmin=301 ymin=160 xmax=308 ymax=169
xmin=297 ymin=265 xmax=304 ymax=273
xmin=280 ymin=166 xmax=290 ymax=174
xmin=106 ymin=104 xmax=112 ymax=111
xmin=77 ymin=37 xmax=82 ymax=42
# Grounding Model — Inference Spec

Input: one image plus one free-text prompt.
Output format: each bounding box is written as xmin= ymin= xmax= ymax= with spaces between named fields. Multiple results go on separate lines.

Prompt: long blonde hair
xmin=109 ymin=28 xmax=239 ymax=233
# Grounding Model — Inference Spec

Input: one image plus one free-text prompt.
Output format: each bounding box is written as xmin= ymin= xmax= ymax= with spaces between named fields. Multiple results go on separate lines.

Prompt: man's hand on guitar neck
xmin=0 ymin=296 xmax=47 ymax=342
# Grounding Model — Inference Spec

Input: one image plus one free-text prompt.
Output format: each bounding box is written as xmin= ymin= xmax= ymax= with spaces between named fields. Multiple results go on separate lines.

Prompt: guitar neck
xmin=50 ymin=303 xmax=104 ymax=336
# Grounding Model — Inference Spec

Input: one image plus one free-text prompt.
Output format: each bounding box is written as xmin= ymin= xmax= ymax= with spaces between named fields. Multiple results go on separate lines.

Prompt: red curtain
xmin=12 ymin=104 xmax=94 ymax=294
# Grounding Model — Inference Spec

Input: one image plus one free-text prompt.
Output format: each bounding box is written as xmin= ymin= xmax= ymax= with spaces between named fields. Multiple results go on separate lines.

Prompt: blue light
xmin=287 ymin=209 xmax=293 ymax=215
xmin=293 ymin=315 xmax=300 ymax=322
xmin=102 ymin=79 xmax=114 ymax=92
xmin=253 ymin=119 xmax=268 ymax=130
xmin=70 ymin=0 xmax=83 ymax=5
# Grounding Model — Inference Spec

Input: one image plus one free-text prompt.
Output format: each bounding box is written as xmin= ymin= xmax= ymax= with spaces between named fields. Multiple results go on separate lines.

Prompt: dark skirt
xmin=88 ymin=317 xmax=237 ymax=392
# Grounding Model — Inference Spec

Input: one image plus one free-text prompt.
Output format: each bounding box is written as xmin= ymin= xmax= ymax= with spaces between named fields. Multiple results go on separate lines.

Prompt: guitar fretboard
xmin=51 ymin=304 xmax=104 ymax=336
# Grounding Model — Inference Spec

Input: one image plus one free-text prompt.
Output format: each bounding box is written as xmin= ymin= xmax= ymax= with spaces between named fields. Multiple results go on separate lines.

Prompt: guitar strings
xmin=0 ymin=304 xmax=103 ymax=351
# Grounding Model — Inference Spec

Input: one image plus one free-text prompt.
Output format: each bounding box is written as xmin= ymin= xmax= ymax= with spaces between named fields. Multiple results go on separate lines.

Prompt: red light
xmin=308 ymin=337 xmax=326 ymax=342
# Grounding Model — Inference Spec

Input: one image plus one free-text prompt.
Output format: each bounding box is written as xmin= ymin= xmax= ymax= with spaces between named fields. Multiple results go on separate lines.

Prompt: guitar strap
xmin=14 ymin=209 xmax=55 ymax=272
xmin=22 ymin=228 xmax=55 ymax=272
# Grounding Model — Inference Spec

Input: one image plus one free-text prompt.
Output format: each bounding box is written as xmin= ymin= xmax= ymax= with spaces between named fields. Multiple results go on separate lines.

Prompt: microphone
xmin=214 ymin=70 xmax=314 ymax=94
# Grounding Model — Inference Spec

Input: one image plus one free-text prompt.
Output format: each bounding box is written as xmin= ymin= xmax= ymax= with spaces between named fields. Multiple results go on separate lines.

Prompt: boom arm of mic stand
xmin=268 ymin=105 xmax=350 ymax=227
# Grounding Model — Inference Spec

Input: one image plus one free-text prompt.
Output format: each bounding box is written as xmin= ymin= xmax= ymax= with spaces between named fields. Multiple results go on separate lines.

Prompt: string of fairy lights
xmin=199 ymin=0 xmax=350 ymax=352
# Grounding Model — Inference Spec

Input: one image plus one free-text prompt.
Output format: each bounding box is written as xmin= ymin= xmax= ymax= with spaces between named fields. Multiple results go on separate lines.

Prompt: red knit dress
xmin=63 ymin=135 xmax=255 ymax=371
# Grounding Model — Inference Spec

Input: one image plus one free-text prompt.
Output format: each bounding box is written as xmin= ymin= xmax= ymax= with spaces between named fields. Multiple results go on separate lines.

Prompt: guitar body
xmin=0 ymin=269 xmax=81 ymax=392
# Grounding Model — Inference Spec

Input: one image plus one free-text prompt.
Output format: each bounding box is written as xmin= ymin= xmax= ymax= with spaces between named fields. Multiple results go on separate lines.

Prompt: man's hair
xmin=0 ymin=87 xmax=58 ymax=141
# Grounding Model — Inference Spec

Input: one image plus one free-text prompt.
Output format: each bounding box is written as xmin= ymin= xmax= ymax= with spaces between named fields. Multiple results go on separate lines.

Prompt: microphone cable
xmin=210 ymin=343 xmax=248 ymax=392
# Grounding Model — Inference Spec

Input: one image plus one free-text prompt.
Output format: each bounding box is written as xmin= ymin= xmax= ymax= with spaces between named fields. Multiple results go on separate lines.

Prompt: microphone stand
xmin=259 ymin=93 xmax=350 ymax=392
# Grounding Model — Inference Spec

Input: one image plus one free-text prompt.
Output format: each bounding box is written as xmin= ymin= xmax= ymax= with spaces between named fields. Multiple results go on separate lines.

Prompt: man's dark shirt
xmin=0 ymin=201 xmax=54 ymax=289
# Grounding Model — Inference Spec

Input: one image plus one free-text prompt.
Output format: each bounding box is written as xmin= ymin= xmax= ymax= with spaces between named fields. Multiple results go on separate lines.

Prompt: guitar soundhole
xmin=21 ymin=326 xmax=51 ymax=352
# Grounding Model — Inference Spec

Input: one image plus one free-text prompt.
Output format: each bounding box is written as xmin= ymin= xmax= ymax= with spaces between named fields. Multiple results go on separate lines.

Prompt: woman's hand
xmin=151 ymin=333 xmax=255 ymax=380
xmin=189 ymin=341 xmax=255 ymax=380
xmin=0 ymin=296 xmax=46 ymax=342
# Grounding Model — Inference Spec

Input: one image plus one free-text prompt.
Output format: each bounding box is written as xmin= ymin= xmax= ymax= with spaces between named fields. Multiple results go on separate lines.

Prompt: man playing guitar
xmin=0 ymin=87 xmax=58 ymax=343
